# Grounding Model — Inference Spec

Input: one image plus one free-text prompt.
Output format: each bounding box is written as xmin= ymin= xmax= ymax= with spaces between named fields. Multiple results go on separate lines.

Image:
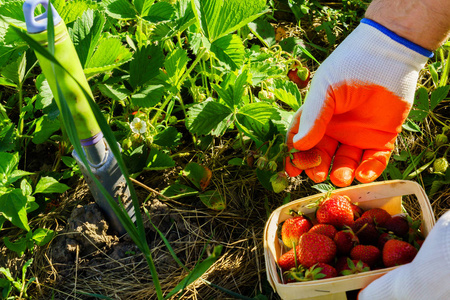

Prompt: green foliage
xmin=0 ymin=0 xmax=449 ymax=298
xmin=0 ymin=258 xmax=35 ymax=299
xmin=0 ymin=152 xmax=65 ymax=276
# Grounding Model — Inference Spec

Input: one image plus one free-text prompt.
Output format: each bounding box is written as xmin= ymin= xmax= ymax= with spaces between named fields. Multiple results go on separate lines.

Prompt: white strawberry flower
xmin=130 ymin=117 xmax=147 ymax=134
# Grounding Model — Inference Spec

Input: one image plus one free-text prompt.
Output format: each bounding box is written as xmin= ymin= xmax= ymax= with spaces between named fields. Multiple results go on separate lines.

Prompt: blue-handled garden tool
xmin=23 ymin=0 xmax=135 ymax=235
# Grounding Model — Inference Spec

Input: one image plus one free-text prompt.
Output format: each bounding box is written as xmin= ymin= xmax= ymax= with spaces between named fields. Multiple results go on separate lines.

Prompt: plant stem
xmin=439 ymin=49 xmax=450 ymax=87
xmin=142 ymin=245 xmax=164 ymax=300
xmin=18 ymin=83 xmax=24 ymax=136
xmin=150 ymin=48 xmax=207 ymax=125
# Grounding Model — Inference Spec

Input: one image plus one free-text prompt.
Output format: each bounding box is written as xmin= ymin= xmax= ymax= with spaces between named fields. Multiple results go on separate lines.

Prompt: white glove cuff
xmin=361 ymin=18 xmax=433 ymax=58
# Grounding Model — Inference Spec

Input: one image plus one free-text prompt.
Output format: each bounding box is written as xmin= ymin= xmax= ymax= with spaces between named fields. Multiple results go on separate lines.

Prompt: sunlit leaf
xmin=164 ymin=47 xmax=189 ymax=86
xmin=133 ymin=0 xmax=155 ymax=16
xmin=129 ymin=44 xmax=165 ymax=89
xmin=183 ymin=162 xmax=212 ymax=191
xmin=153 ymin=126 xmax=182 ymax=147
xmin=131 ymin=84 xmax=165 ymax=108
xmin=32 ymin=115 xmax=60 ymax=144
xmin=84 ymin=37 xmax=133 ymax=78
xmin=186 ymin=99 xmax=233 ymax=135
xmin=57 ymin=0 xmax=99 ymax=24
xmin=142 ymin=1 xmax=175 ymax=21
xmin=33 ymin=176 xmax=70 ymax=194
xmin=236 ymin=102 xmax=281 ymax=142
xmin=211 ymin=69 xmax=248 ymax=108
xmin=210 ymin=34 xmax=244 ymax=70
xmin=0 ymin=152 xmax=20 ymax=187
xmin=160 ymin=183 xmax=199 ymax=199
xmin=248 ymin=18 xmax=276 ymax=47
xmin=144 ymin=148 xmax=175 ymax=170
xmin=430 ymin=85 xmax=450 ymax=110
xmin=69 ymin=9 xmax=106 ymax=68
xmin=102 ymin=0 xmax=137 ymax=20
xmin=0 ymin=0 xmax=26 ymax=27
xmin=35 ymin=74 xmax=54 ymax=110
xmin=2 ymin=52 xmax=26 ymax=86
xmin=32 ymin=228 xmax=55 ymax=246
xmin=3 ymin=236 xmax=28 ymax=256
xmin=97 ymin=83 xmax=131 ymax=101
xmin=191 ymin=0 xmax=267 ymax=41
xmin=0 ymin=189 xmax=30 ymax=231
xmin=273 ymin=82 xmax=301 ymax=111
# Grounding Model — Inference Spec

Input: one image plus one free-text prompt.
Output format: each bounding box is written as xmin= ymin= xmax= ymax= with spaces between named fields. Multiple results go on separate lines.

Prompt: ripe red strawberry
xmin=278 ymin=248 xmax=299 ymax=271
xmin=304 ymin=263 xmax=337 ymax=280
xmin=383 ymin=239 xmax=418 ymax=267
xmin=377 ymin=232 xmax=398 ymax=250
xmin=297 ymin=233 xmax=337 ymax=268
xmin=339 ymin=258 xmax=370 ymax=276
xmin=384 ymin=215 xmax=409 ymax=237
xmin=350 ymin=245 xmax=381 ymax=267
xmin=281 ymin=213 xmax=313 ymax=248
xmin=288 ymin=66 xmax=310 ymax=89
xmin=291 ymin=148 xmax=321 ymax=170
xmin=361 ymin=208 xmax=391 ymax=226
xmin=308 ymin=224 xmax=338 ymax=239
xmin=350 ymin=203 xmax=364 ymax=220
xmin=316 ymin=195 xmax=354 ymax=228
xmin=334 ymin=228 xmax=359 ymax=255
xmin=405 ymin=216 xmax=424 ymax=244
xmin=335 ymin=256 xmax=351 ymax=274
xmin=352 ymin=217 xmax=380 ymax=245
xmin=284 ymin=263 xmax=337 ymax=282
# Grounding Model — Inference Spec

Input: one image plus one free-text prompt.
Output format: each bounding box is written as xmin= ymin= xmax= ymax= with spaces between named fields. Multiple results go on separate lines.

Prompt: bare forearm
xmin=365 ymin=0 xmax=450 ymax=51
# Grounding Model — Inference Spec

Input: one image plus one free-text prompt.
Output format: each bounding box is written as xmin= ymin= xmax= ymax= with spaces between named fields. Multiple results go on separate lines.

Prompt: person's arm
xmin=365 ymin=0 xmax=450 ymax=51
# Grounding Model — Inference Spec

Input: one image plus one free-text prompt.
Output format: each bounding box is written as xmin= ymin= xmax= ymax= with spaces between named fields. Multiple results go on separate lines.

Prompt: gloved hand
xmin=286 ymin=18 xmax=432 ymax=187
xmin=358 ymin=210 xmax=450 ymax=300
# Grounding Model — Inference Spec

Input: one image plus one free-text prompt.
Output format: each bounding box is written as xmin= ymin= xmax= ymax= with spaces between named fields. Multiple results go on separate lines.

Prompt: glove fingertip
xmin=355 ymin=159 xmax=386 ymax=183
xmin=330 ymin=169 xmax=354 ymax=187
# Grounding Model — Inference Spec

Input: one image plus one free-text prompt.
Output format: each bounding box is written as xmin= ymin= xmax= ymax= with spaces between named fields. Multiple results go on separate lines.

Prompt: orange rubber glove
xmin=286 ymin=19 xmax=432 ymax=187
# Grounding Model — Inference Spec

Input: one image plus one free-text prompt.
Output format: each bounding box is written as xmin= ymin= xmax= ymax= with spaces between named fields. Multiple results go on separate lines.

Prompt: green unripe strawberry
xmin=256 ymin=156 xmax=269 ymax=170
xmin=424 ymin=150 xmax=435 ymax=160
xmin=433 ymin=157 xmax=449 ymax=173
xmin=268 ymin=160 xmax=278 ymax=172
xmin=122 ymin=138 xmax=132 ymax=150
xmin=435 ymin=134 xmax=448 ymax=147
xmin=168 ymin=116 xmax=178 ymax=125
xmin=270 ymin=172 xmax=289 ymax=193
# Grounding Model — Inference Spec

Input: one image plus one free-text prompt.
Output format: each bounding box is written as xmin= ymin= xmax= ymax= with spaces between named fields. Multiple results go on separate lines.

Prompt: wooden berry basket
xmin=264 ymin=180 xmax=436 ymax=300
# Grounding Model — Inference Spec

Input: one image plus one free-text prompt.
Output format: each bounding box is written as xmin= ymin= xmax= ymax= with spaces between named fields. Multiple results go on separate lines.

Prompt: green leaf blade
xmin=210 ymin=34 xmax=245 ymax=70
xmin=0 ymin=189 xmax=30 ymax=231
xmin=186 ymin=100 xmax=233 ymax=136
xmin=33 ymin=176 xmax=70 ymax=194
xmin=129 ymin=44 xmax=165 ymax=90
xmin=84 ymin=37 xmax=133 ymax=78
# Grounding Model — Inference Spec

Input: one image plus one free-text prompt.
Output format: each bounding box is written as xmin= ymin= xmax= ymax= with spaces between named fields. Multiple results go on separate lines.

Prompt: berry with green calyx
xmin=433 ymin=157 xmax=449 ymax=173
xmin=270 ymin=172 xmax=289 ymax=193
xmin=435 ymin=133 xmax=448 ymax=147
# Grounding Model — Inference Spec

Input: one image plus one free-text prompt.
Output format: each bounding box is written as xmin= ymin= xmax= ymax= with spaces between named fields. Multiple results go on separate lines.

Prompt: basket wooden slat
xmin=264 ymin=180 xmax=436 ymax=300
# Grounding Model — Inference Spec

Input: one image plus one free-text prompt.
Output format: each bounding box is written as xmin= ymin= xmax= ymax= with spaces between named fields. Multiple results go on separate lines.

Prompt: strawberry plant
xmin=0 ymin=0 xmax=448 ymax=298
